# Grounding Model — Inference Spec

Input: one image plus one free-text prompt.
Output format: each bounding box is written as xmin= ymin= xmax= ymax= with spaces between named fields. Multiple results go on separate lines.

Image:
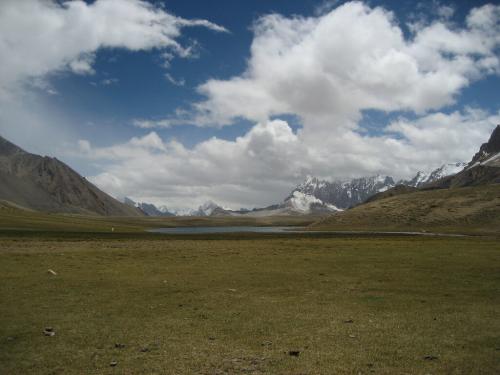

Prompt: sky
xmin=0 ymin=0 xmax=499 ymax=211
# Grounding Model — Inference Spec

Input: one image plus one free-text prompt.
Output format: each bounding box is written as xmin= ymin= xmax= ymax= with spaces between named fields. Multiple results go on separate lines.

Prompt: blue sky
xmin=0 ymin=0 xmax=499 ymax=209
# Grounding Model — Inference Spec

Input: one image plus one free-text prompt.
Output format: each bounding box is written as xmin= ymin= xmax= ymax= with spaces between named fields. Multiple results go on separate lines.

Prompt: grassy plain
xmin=1 ymin=231 xmax=499 ymax=374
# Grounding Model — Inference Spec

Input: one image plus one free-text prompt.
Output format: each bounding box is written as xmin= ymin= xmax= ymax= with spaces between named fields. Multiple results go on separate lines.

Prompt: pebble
xmin=424 ymin=355 xmax=438 ymax=360
xmin=43 ymin=327 xmax=55 ymax=337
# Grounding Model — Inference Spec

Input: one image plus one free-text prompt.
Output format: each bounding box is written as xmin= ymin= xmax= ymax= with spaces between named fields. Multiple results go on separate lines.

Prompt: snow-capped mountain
xmin=121 ymin=159 xmax=470 ymax=218
xmin=290 ymin=175 xmax=396 ymax=209
xmin=190 ymin=201 xmax=226 ymax=216
xmin=401 ymin=162 xmax=467 ymax=187
xmin=288 ymin=163 xmax=466 ymax=210
xmin=122 ymin=197 xmax=174 ymax=216
xmin=282 ymin=190 xmax=341 ymax=213
xmin=122 ymin=198 xmax=230 ymax=217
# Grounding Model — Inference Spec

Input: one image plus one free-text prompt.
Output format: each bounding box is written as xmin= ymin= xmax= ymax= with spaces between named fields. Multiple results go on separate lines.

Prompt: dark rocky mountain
xmin=470 ymin=125 xmax=500 ymax=165
xmin=0 ymin=135 xmax=143 ymax=216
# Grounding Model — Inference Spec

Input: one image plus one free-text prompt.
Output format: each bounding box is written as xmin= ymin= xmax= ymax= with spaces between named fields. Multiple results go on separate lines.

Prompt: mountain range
xmin=1 ymin=125 xmax=498 ymax=219
xmin=130 ymin=162 xmax=468 ymax=216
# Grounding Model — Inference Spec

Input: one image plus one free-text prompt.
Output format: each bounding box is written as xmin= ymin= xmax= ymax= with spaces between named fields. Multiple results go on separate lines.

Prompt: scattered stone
xmin=344 ymin=319 xmax=354 ymax=323
xmin=288 ymin=350 xmax=300 ymax=357
xmin=47 ymin=269 xmax=57 ymax=276
xmin=349 ymin=334 xmax=356 ymax=338
xmin=6 ymin=336 xmax=15 ymax=341
xmin=261 ymin=340 xmax=272 ymax=347
xmin=228 ymin=289 xmax=237 ymax=292
xmin=424 ymin=355 xmax=438 ymax=361
xmin=43 ymin=327 xmax=55 ymax=337
xmin=110 ymin=360 xmax=118 ymax=367
xmin=140 ymin=347 xmax=150 ymax=352
xmin=114 ymin=343 xmax=125 ymax=349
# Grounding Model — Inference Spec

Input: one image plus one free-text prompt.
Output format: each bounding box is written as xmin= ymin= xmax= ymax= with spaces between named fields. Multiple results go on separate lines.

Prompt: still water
xmin=148 ymin=227 xmax=466 ymax=236
xmin=148 ymin=226 xmax=302 ymax=234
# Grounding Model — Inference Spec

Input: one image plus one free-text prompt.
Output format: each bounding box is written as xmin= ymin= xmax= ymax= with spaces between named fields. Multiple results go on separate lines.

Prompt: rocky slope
xmin=0 ymin=135 xmax=143 ymax=216
xmin=470 ymin=125 xmax=500 ymax=166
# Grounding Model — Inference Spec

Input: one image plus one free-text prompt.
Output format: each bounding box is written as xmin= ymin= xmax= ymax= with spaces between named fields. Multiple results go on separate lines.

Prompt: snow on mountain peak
xmin=288 ymin=191 xmax=322 ymax=212
xmin=403 ymin=162 xmax=466 ymax=187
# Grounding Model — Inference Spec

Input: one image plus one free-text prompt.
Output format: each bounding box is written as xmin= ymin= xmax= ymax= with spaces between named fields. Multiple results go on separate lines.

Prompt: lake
xmin=147 ymin=227 xmax=466 ymax=236
xmin=148 ymin=226 xmax=303 ymax=234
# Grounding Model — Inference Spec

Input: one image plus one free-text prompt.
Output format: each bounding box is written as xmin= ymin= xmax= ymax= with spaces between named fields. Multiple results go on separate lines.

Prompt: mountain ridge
xmin=0 ymin=135 xmax=143 ymax=216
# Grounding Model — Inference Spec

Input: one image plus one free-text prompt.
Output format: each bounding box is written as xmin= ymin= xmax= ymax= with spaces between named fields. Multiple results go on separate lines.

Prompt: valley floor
xmin=1 ymin=232 xmax=499 ymax=374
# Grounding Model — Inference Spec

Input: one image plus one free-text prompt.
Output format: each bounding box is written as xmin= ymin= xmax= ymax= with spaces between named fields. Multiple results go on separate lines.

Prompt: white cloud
xmin=0 ymin=0 xmax=228 ymax=95
xmin=74 ymin=108 xmax=498 ymax=210
xmin=165 ymin=73 xmax=186 ymax=86
xmin=69 ymin=53 xmax=96 ymax=75
xmin=175 ymin=2 xmax=499 ymax=128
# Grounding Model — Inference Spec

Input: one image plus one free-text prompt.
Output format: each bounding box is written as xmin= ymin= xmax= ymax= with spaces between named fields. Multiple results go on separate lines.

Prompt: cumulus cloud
xmin=170 ymin=1 xmax=498 ymax=129
xmin=0 ymin=0 xmax=227 ymax=95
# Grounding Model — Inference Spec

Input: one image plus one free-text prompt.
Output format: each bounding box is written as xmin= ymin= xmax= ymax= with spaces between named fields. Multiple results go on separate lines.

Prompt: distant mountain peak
xmin=195 ymin=201 xmax=223 ymax=216
xmin=122 ymin=197 xmax=174 ymax=216
xmin=402 ymin=162 xmax=466 ymax=187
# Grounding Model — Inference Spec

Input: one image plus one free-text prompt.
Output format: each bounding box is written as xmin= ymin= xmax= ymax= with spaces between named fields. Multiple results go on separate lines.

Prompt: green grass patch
xmin=1 ymin=234 xmax=499 ymax=374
